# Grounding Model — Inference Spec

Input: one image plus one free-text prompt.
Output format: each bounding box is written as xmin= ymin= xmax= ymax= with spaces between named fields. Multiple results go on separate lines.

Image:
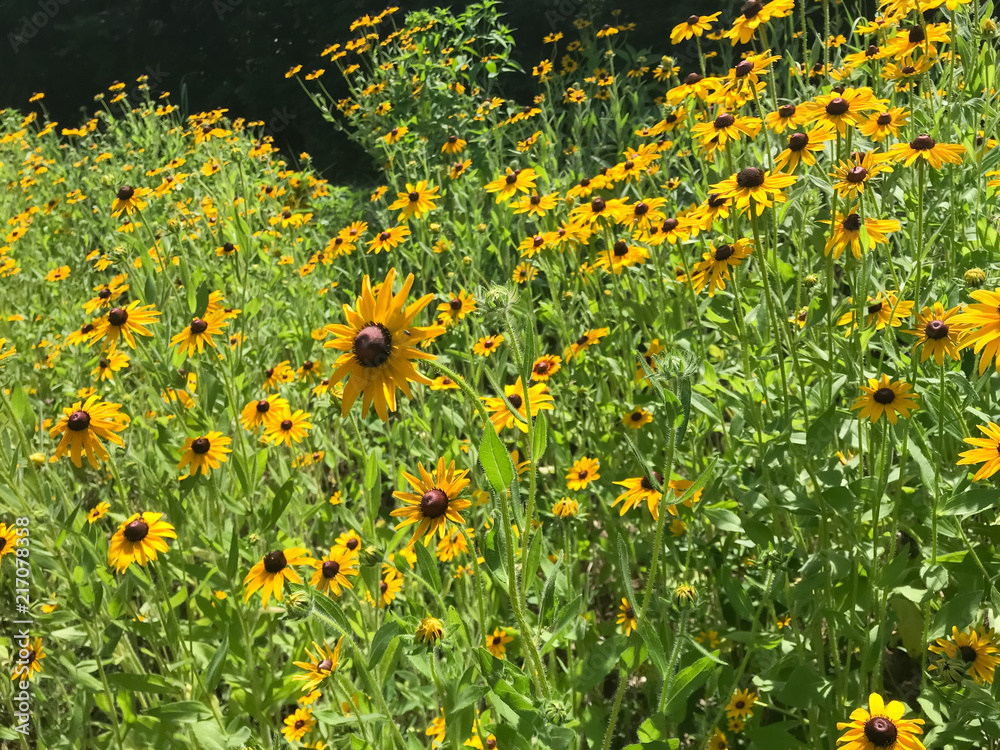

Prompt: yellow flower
xmin=107 ymin=512 xmax=176 ymax=572
xmin=566 ymin=456 xmax=600 ymax=490
xmin=851 ymin=374 xmax=920 ymax=425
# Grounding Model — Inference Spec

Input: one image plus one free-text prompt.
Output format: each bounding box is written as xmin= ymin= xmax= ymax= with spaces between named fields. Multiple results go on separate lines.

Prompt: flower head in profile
xmin=928 ymin=626 xmax=999 ymax=684
xmin=688 ymin=239 xmax=753 ymax=296
xmin=836 ymin=692 xmax=925 ymax=750
xmin=837 ymin=292 xmax=913 ymax=336
xmin=244 ymin=548 xmax=313 ymax=607
xmin=292 ymin=638 xmax=344 ymax=693
xmin=723 ymin=0 xmax=794 ymax=46
xmin=391 ymin=458 xmax=472 ymax=545
xmin=950 ymin=288 xmax=1000 ymax=374
xmin=416 ymin=617 xmax=444 ymax=645
xmin=323 ymin=268 xmax=445 ymax=421
xmin=108 ymin=512 xmax=176 ymax=572
xmin=617 ymin=597 xmax=637 ymax=635
xmin=671 ymin=12 xmax=721 ymax=44
xmin=886 ymin=134 xmax=965 ymax=169
xmin=552 ymin=497 xmax=579 ymax=518
xmin=170 ymin=312 xmax=227 ymax=357
xmin=851 ymin=374 xmax=919 ymax=424
xmin=111 ymin=184 xmax=151 ymax=216
xmin=50 ymin=394 xmax=130 ymax=468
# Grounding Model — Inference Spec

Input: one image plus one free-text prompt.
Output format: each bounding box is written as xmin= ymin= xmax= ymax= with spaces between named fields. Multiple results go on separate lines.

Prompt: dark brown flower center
xmin=493 ymin=635 xmax=503 ymax=645
xmin=925 ymin=320 xmax=949 ymax=339
xmin=408 ymin=191 xmax=420 ymax=202
xmin=876 ymin=113 xmax=892 ymax=126
xmin=99 ymin=358 xmax=110 ymax=369
xmin=707 ymin=193 xmax=726 ymax=208
xmin=123 ymin=519 xmax=149 ymax=543
xmin=741 ymin=0 xmax=763 ymax=18
xmin=534 ymin=360 xmax=550 ymax=374
xmin=735 ymin=700 xmax=746 ymax=709
xmin=256 ymin=400 xmax=270 ymax=413
xmin=873 ymin=388 xmax=895 ymax=405
xmin=634 ymin=201 xmax=648 ymax=216
xmin=354 ymin=324 xmax=392 ymax=367
xmin=864 ymin=717 xmax=898 ymax=747
xmin=868 ymin=301 xmax=884 ymax=315
xmin=317 ymin=658 xmax=334 ymax=671
xmin=902 ymin=65 xmax=916 ymax=75
xmin=910 ymin=134 xmax=936 ymax=151
xmin=867 ymin=44 xmax=879 ymax=57
xmin=263 ymin=550 xmax=287 ymax=573
xmin=322 ymin=560 xmax=341 ymax=578
xmin=778 ymin=104 xmax=796 ymax=118
xmin=67 ymin=410 xmax=91 ymax=431
xmin=714 ymin=244 xmax=734 ymax=261
xmin=825 ymin=97 xmax=849 ymax=115
xmin=98 ymin=288 xmax=112 ymax=299
xmin=190 ymin=318 xmax=208 ymax=334
xmin=117 ymin=185 xmax=134 ymax=201
xmin=788 ymin=133 xmax=809 ymax=151
xmin=735 ymin=60 xmax=754 ymax=78
xmin=302 ymin=360 xmax=313 ymax=370
xmin=714 ymin=113 xmax=735 ymax=129
xmin=420 ymin=488 xmax=450 ymax=518
xmin=108 ymin=307 xmax=128 ymax=326
xmin=613 ymin=240 xmax=629 ymax=257
xmin=640 ymin=471 xmax=663 ymax=490
xmin=684 ymin=72 xmax=703 ymax=85
xmin=508 ymin=393 xmax=523 ymax=409
xmin=222 ymin=242 xmax=234 ymax=253
xmin=736 ymin=167 xmax=765 ymax=188
xmin=505 ymin=173 xmax=517 ymax=185
xmin=379 ymin=231 xmax=391 ymax=241
xmin=346 ymin=538 xmax=359 ymax=551
xmin=591 ymin=197 xmax=606 ymax=212
xmin=294 ymin=720 xmax=305 ymax=730
xmin=908 ymin=26 xmax=924 ymax=44
xmin=843 ymin=213 xmax=862 ymax=232
xmin=687 ymin=14 xmax=700 ymax=24
xmin=577 ymin=469 xmax=588 ymax=479
xmin=280 ymin=419 xmax=293 ymax=431
xmin=846 ymin=166 xmax=868 ymax=184
xmin=191 ymin=437 xmax=211 ymax=454
xmin=448 ymin=134 xmax=458 ymax=143
xmin=960 ymin=645 xmax=977 ymax=662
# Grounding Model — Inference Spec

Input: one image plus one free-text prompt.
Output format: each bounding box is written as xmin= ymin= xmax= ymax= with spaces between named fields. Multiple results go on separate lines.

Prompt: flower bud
xmin=965 ymin=267 xmax=986 ymax=287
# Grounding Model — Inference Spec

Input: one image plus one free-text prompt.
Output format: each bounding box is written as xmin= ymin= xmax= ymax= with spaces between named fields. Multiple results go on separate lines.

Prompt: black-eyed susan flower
xmin=486 ymin=628 xmax=513 ymax=658
xmin=954 ymin=288 xmax=1000 ymax=374
xmin=388 ymin=181 xmax=440 ymax=221
xmin=484 ymin=167 xmax=537 ymax=202
xmin=765 ymin=103 xmax=801 ymax=133
xmin=565 ymin=328 xmax=609 ymax=359
xmin=724 ymin=0 xmax=793 ymax=45
xmin=244 ymin=548 xmax=312 ymax=607
xmin=0 ymin=524 xmax=18 ymax=561
xmin=378 ymin=566 xmax=403 ymax=608
xmin=484 ymin=377 xmax=554 ymax=433
xmin=837 ymin=292 xmax=913 ymax=336
xmin=907 ymin=303 xmax=962 ymax=365
xmin=799 ymin=87 xmax=881 ymax=134
xmin=513 ymin=192 xmax=559 ymax=217
xmin=282 ymin=708 xmax=316 ymax=743
xmin=617 ymin=598 xmax=637 ymax=635
xmin=928 ymin=627 xmax=999 ymax=685
xmin=726 ymin=689 xmax=758 ymax=720
xmin=691 ymin=112 xmax=762 ymax=149
xmin=595 ymin=239 xmax=650 ymax=274
xmin=50 ymin=394 xmax=129 ymax=468
xmin=44 ymin=265 xmax=70 ymax=282
xmin=710 ymin=167 xmax=796 ymax=216
xmin=324 ymin=268 xmax=444 ymax=421
xmin=92 ymin=350 xmax=129 ymax=381
xmin=240 ymin=396 xmax=290 ymax=431
xmin=111 ymin=184 xmax=151 ymax=216
xmin=773 ymin=127 xmax=835 ymax=173
xmin=513 ymin=263 xmax=538 ymax=284
xmin=851 ymin=375 xmax=919 ymax=424
xmin=623 ymin=407 xmax=652 ymax=429
xmin=87 ymin=502 xmax=110 ymax=524
xmin=473 ymin=334 xmax=504 ymax=357
xmin=707 ymin=728 xmax=728 ymax=750
xmin=367 ymin=225 xmax=411 ymax=254
xmin=391 ymin=458 xmax=471 ymax=545
xmin=292 ymin=638 xmax=344 ymax=693
xmin=689 ymin=239 xmax=753 ymax=296
xmin=430 ymin=374 xmax=459 ymax=391
xmin=441 ymin=134 xmax=467 ymax=154
xmin=836 ymin=692 xmax=925 ymax=750
xmin=857 ymin=107 xmax=909 ymax=142
xmin=566 ymin=456 xmax=599 ymax=490
xmin=170 ymin=312 xmax=227 ymax=356
xmin=531 ymin=354 xmax=562 ymax=381
xmin=886 ymin=134 xmax=965 ymax=169
xmin=957 ymin=422 xmax=1000 ymax=481
xmin=821 ymin=212 xmax=900 ymax=260
xmin=108 ymin=512 xmax=176 ymax=572
xmin=383 ymin=125 xmax=409 ymax=144
xmin=264 ymin=410 xmax=312 ymax=447
xmin=335 ymin=529 xmax=362 ymax=554
xmin=670 ymin=12 xmax=720 ymax=43
xmin=552 ymin=497 xmax=579 ymax=518
xmin=89 ymin=302 xmax=160 ymax=352
xmin=416 ymin=617 xmax=444 ymax=645
xmin=831 ymin=151 xmax=893 ymax=198
xmin=11 ymin=638 xmax=44 ymax=681
xmin=177 ymin=432 xmax=232 ymax=476
xmin=570 ymin=196 xmax=630 ymax=226
xmin=437 ymin=290 xmax=476 ymax=325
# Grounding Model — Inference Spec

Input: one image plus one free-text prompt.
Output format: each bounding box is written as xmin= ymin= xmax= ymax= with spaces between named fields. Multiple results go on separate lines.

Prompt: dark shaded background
xmin=3 ymin=0 xmax=853 ymax=183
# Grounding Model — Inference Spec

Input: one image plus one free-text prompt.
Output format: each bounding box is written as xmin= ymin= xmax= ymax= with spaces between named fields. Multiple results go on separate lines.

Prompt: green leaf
xmin=743 ymin=721 xmax=804 ymax=750
xmin=265 ymin=478 xmax=295 ymax=528
xmin=637 ymin=618 xmax=668 ymax=679
xmin=662 ymin=657 xmax=715 ymax=719
xmin=105 ymin=672 xmax=183 ymax=694
xmin=415 ymin=541 xmax=442 ymax=592
xmin=479 ymin=425 xmax=516 ymax=496
xmin=616 ymin=534 xmax=633 ymax=605
xmin=531 ymin=413 xmax=547 ymax=462
xmin=369 ymin=620 xmax=403 ymax=667
xmin=312 ymin=592 xmax=352 ymax=635
xmin=538 ymin=557 xmax=561 ymax=626
xmin=194 ymin=282 xmax=211 ymax=317
xmin=204 ymin=633 xmax=228 ymax=692
xmin=524 ymin=531 xmax=543 ymax=591
xmin=144 ymin=701 xmax=213 ymax=723
xmin=364 ymin=450 xmax=379 ymax=490
xmin=939 ymin=489 xmax=999 ymax=517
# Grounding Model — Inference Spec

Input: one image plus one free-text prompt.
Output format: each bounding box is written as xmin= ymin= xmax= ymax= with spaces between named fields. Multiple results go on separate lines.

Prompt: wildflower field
xmin=3 ymin=0 xmax=1000 ymax=748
